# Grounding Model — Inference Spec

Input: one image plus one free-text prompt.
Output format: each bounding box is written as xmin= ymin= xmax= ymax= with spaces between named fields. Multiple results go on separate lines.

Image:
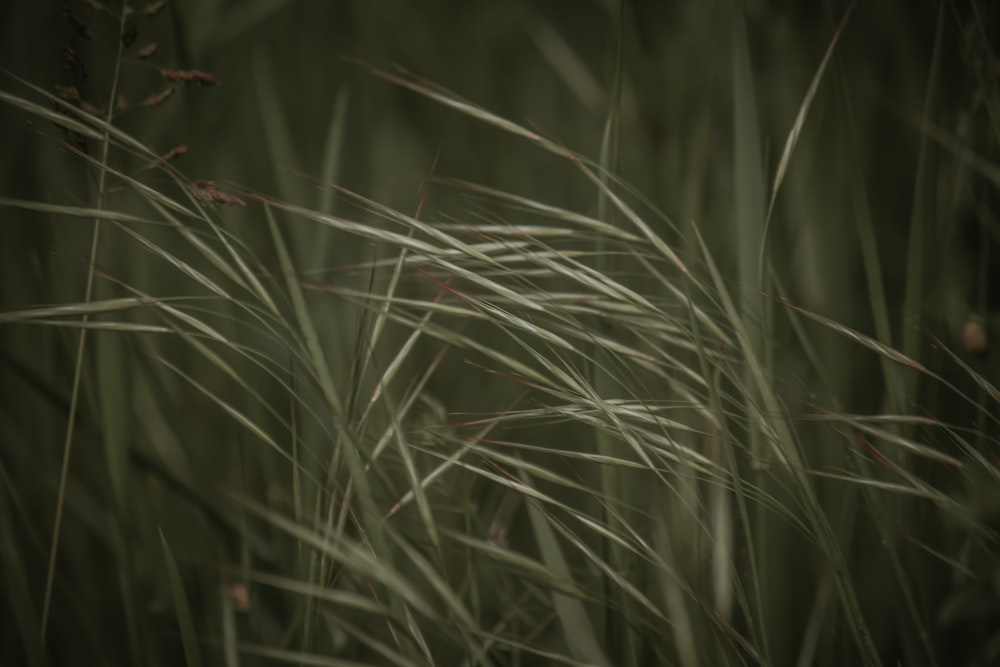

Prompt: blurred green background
xmin=4 ymin=0 xmax=995 ymax=352
xmin=2 ymin=1 xmax=999 ymax=665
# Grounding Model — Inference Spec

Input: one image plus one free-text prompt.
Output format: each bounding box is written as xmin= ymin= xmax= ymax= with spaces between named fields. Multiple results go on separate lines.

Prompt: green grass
xmin=2 ymin=1 xmax=1000 ymax=665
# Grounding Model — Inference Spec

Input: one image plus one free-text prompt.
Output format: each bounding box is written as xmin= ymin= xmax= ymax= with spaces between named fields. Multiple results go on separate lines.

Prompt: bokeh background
xmin=2 ymin=1 xmax=999 ymax=665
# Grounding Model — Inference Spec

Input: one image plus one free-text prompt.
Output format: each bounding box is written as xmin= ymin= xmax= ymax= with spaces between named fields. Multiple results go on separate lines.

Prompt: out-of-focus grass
xmin=2 ymin=1 xmax=1000 ymax=666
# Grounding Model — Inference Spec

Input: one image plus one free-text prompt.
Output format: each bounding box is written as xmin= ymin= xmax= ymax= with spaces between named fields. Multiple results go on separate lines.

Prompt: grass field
xmin=2 ymin=1 xmax=999 ymax=665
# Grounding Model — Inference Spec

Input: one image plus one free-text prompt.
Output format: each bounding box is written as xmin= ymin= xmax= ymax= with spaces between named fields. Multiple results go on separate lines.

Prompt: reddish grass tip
xmin=161 ymin=69 xmax=219 ymax=86
xmin=137 ymin=43 xmax=159 ymax=59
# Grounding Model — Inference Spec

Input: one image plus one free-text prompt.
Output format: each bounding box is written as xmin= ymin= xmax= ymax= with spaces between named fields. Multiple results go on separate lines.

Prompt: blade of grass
xmin=40 ymin=2 xmax=130 ymax=642
xmin=691 ymin=223 xmax=882 ymax=665
xmin=760 ymin=1 xmax=857 ymax=298
xmin=160 ymin=530 xmax=203 ymax=667
xmin=0 ymin=461 xmax=46 ymax=667
xmin=520 ymin=469 xmax=612 ymax=667
xmin=900 ymin=0 xmax=946 ymax=409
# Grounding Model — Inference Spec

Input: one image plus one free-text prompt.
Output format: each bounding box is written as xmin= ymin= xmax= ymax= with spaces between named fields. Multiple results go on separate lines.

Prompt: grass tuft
xmin=2 ymin=2 xmax=999 ymax=666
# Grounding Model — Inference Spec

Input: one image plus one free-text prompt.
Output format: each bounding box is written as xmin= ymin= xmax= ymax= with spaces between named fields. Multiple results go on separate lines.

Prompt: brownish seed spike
xmin=64 ymin=45 xmax=87 ymax=80
xmin=161 ymin=69 xmax=219 ymax=86
xmin=142 ymin=87 xmax=175 ymax=107
xmin=62 ymin=9 xmax=91 ymax=39
xmin=137 ymin=42 xmax=159 ymax=59
xmin=123 ymin=23 xmax=138 ymax=48
xmin=161 ymin=145 xmax=189 ymax=163
xmin=190 ymin=70 xmax=219 ymax=86
xmin=55 ymin=85 xmax=81 ymax=101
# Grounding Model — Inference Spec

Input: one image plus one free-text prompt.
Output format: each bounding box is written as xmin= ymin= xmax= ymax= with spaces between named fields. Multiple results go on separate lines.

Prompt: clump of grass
xmin=2 ymin=2 xmax=1000 ymax=666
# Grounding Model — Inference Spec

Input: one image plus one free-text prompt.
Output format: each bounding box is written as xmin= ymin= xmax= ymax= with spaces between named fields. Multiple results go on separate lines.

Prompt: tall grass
xmin=2 ymin=1 xmax=999 ymax=666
